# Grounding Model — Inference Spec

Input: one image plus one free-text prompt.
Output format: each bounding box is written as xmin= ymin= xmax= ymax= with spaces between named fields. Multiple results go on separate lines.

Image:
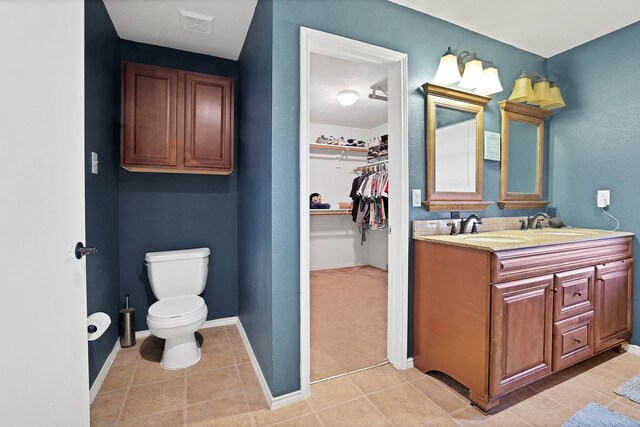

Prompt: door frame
xmin=299 ymin=27 xmax=409 ymax=397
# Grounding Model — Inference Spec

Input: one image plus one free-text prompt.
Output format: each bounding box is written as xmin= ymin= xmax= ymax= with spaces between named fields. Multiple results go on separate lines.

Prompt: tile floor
xmin=92 ymin=325 xmax=640 ymax=426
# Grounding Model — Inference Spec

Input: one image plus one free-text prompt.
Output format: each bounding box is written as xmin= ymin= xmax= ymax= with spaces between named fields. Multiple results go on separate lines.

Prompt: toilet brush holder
xmin=119 ymin=294 xmax=136 ymax=348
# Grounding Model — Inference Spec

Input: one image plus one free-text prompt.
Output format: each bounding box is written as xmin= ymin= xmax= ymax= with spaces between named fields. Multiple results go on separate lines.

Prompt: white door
xmin=0 ymin=1 xmax=89 ymax=426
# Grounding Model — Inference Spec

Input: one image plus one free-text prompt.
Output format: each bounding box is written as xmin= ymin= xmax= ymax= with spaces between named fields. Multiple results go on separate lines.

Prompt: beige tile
xmin=367 ymin=383 xmax=448 ymax=426
xmin=90 ymin=389 xmax=126 ymax=427
xmin=198 ymin=327 xmax=230 ymax=351
xmin=608 ymin=398 xmax=640 ymax=421
xmin=187 ymin=347 xmax=235 ymax=374
xmin=113 ymin=346 xmax=142 ymax=367
xmin=540 ymin=377 xmax=616 ymax=411
xmin=412 ymin=375 xmax=469 ymax=414
xmin=245 ymin=389 xmax=269 ymax=412
xmin=272 ymin=413 xmax=322 ymax=427
xmin=251 ymin=400 xmax=313 ymax=427
xmin=226 ymin=326 xmax=243 ymax=345
xmin=507 ymin=392 xmax=574 ymax=426
xmin=495 ymin=386 xmax=538 ymax=410
xmin=316 ymin=397 xmax=390 ymax=426
xmin=308 ymin=376 xmax=363 ymax=411
xmin=237 ymin=363 xmax=261 ymax=391
xmin=393 ymin=366 xmax=426 ymax=382
xmin=138 ymin=335 xmax=165 ymax=363
xmin=132 ymin=357 xmax=185 ymax=386
xmin=452 ymin=407 xmax=531 ymax=426
xmin=119 ymin=408 xmax=184 ymax=427
xmin=597 ymin=352 xmax=640 ymax=379
xmin=571 ymin=366 xmax=627 ymax=397
xmin=528 ymin=371 xmax=571 ymax=393
xmin=583 ymin=349 xmax=619 ymax=367
xmin=187 ymin=366 xmax=243 ymax=405
xmin=100 ymin=362 xmax=136 ymax=393
xmin=348 ymin=365 xmax=406 ymax=395
xmin=186 ymin=393 xmax=251 ymax=426
xmin=120 ymin=377 xmax=185 ymax=421
xmin=231 ymin=343 xmax=251 ymax=365
xmin=425 ymin=416 xmax=460 ymax=426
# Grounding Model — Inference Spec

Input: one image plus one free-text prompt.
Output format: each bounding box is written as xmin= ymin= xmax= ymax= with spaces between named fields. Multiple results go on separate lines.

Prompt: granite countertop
xmin=413 ymin=227 xmax=634 ymax=252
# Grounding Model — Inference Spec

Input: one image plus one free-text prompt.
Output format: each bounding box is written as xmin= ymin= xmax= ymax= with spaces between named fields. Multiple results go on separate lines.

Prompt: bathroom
xmin=4 ymin=0 xmax=640 ymax=425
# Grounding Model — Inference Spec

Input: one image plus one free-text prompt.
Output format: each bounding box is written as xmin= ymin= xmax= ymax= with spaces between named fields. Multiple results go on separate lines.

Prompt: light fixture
xmin=432 ymin=47 xmax=503 ymax=95
xmin=337 ymin=89 xmax=358 ymax=106
xmin=508 ymin=72 xmax=566 ymax=110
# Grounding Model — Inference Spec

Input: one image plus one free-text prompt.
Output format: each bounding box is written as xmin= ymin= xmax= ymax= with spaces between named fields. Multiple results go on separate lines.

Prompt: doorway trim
xmin=299 ymin=27 xmax=409 ymax=398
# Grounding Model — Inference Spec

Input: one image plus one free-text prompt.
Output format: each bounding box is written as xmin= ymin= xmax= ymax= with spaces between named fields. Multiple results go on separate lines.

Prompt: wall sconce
xmin=508 ymin=72 xmax=566 ymax=110
xmin=432 ymin=47 xmax=503 ymax=95
xmin=337 ymin=89 xmax=358 ymax=106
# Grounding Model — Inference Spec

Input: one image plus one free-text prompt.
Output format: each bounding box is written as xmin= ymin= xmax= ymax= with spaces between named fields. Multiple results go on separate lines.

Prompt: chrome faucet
xmin=460 ymin=214 xmax=483 ymax=234
xmin=527 ymin=212 xmax=550 ymax=230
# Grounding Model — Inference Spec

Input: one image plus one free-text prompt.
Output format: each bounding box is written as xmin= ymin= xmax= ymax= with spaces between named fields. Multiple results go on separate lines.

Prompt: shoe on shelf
xmin=315 ymin=135 xmax=328 ymax=145
xmin=338 ymin=137 xmax=346 ymax=146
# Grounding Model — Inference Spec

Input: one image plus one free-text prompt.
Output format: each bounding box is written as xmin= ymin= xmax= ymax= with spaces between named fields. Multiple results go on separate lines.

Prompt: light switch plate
xmin=412 ymin=189 xmax=421 ymax=207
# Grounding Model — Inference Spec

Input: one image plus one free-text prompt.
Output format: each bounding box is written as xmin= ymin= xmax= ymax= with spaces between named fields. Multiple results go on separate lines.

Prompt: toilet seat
xmin=148 ymin=295 xmax=206 ymax=326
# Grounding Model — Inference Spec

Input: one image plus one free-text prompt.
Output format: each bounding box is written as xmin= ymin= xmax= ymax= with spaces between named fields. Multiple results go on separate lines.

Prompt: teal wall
xmin=237 ymin=0 xmax=548 ymax=396
xmin=547 ymin=22 xmax=640 ymax=344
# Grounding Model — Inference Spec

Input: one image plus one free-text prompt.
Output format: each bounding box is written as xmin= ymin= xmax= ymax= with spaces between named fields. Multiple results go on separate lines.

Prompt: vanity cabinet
xmin=413 ymin=236 xmax=632 ymax=412
xmin=121 ymin=62 xmax=234 ymax=175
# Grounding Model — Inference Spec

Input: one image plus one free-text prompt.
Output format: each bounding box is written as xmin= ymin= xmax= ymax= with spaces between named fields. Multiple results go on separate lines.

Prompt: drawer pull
xmin=574 ymin=338 xmax=582 ymax=343
xmin=574 ymin=291 xmax=582 ymax=296
xmin=551 ymin=288 xmax=558 ymax=293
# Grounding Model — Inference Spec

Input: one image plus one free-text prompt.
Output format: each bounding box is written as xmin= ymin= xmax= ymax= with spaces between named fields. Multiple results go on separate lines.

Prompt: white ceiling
xmin=389 ymin=0 xmax=640 ymax=58
xmin=310 ymin=53 xmax=388 ymax=129
xmin=103 ymin=0 xmax=257 ymax=60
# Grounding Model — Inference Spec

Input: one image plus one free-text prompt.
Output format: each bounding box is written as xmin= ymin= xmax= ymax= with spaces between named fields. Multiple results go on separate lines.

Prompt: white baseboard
xmin=235 ymin=318 xmax=304 ymax=409
xmin=624 ymin=344 xmax=640 ymax=356
xmin=405 ymin=357 xmax=414 ymax=368
xmin=89 ymin=339 xmax=120 ymax=403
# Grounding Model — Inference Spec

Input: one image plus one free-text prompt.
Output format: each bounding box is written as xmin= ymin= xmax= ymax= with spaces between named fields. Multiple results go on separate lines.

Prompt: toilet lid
xmin=148 ymin=295 xmax=205 ymax=319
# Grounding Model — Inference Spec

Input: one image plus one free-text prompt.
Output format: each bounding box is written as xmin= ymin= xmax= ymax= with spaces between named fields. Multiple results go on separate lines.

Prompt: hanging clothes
xmin=349 ymin=166 xmax=389 ymax=244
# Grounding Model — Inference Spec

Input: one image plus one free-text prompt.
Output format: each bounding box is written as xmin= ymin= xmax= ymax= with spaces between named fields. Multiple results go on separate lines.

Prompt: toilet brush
xmin=119 ymin=294 xmax=136 ymax=347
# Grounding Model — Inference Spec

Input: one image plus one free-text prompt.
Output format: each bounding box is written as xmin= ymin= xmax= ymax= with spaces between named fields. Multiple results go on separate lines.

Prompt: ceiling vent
xmin=180 ymin=10 xmax=214 ymax=35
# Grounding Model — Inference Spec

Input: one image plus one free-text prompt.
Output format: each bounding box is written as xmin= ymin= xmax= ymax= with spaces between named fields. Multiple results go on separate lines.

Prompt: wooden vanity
xmin=413 ymin=228 xmax=633 ymax=411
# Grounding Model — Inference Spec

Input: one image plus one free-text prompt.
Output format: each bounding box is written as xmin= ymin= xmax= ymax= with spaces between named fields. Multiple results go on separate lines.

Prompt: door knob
xmin=75 ymin=242 xmax=98 ymax=259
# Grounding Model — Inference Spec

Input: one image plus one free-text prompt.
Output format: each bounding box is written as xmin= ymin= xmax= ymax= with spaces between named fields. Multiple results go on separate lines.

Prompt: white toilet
xmin=145 ymin=247 xmax=210 ymax=370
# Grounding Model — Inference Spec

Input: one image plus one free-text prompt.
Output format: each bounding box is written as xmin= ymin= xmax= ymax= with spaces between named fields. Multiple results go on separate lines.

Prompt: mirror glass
xmin=435 ymin=107 xmax=476 ymax=192
xmin=507 ymin=120 xmax=537 ymax=193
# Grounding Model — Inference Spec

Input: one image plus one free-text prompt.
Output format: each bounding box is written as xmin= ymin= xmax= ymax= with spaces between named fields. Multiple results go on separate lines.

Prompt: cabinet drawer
xmin=552 ymin=311 xmax=593 ymax=371
xmin=491 ymin=237 xmax=632 ymax=283
xmin=553 ymin=267 xmax=595 ymax=321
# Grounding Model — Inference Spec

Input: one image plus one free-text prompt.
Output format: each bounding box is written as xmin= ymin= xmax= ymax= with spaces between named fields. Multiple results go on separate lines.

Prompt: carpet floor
xmin=310 ymin=265 xmax=388 ymax=381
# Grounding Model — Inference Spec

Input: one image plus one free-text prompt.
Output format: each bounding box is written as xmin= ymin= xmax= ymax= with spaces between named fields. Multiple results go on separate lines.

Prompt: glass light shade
xmin=458 ymin=59 xmax=484 ymax=89
xmin=527 ymin=80 xmax=553 ymax=105
xmin=508 ymin=76 xmax=534 ymax=102
xmin=433 ymin=53 xmax=462 ymax=85
xmin=337 ymin=89 xmax=358 ymax=106
xmin=540 ymin=85 xmax=566 ymax=110
xmin=474 ymin=67 xmax=503 ymax=95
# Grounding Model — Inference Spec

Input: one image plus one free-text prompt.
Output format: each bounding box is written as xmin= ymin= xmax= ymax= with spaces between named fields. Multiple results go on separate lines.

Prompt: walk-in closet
xmin=308 ymin=53 xmax=390 ymax=382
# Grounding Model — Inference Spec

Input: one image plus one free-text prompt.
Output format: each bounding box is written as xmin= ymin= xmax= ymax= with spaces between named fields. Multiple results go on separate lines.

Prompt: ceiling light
xmin=337 ymin=90 xmax=358 ymax=106
xmin=508 ymin=72 xmax=566 ymax=110
xmin=432 ymin=47 xmax=502 ymax=95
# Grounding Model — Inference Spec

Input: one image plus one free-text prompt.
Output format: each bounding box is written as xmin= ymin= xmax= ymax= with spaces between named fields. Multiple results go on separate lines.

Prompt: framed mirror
xmin=498 ymin=100 xmax=551 ymax=209
xmin=422 ymin=83 xmax=492 ymax=211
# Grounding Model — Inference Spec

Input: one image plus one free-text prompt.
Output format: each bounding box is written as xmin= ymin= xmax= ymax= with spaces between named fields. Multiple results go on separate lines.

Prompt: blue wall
xmin=118 ymin=41 xmax=240 ymax=331
xmin=85 ymin=0 xmax=120 ymax=387
xmin=235 ymin=0 xmax=548 ymax=396
xmin=547 ymin=22 xmax=640 ymax=344
xmin=238 ymin=0 xmax=277 ymax=393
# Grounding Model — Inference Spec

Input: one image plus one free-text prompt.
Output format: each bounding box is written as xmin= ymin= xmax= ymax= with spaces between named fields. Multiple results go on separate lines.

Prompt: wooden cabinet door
xmin=594 ymin=259 xmax=633 ymax=352
xmin=122 ymin=63 xmax=178 ymax=166
xmin=490 ymin=275 xmax=553 ymax=397
xmin=184 ymin=73 xmax=233 ymax=171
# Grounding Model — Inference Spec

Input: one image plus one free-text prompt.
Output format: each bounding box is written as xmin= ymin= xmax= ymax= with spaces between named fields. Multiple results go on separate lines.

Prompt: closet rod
xmin=353 ymin=159 xmax=388 ymax=173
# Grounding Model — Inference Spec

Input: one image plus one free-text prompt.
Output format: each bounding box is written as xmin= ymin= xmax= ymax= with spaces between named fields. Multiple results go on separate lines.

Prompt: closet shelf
xmin=310 ymin=209 xmax=351 ymax=216
xmin=309 ymin=144 xmax=367 ymax=153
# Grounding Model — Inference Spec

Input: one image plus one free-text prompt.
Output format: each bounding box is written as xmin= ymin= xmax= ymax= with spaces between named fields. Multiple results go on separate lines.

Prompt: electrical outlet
xmin=451 ymin=211 xmax=461 ymax=219
xmin=597 ymin=190 xmax=610 ymax=208
xmin=412 ymin=189 xmax=421 ymax=207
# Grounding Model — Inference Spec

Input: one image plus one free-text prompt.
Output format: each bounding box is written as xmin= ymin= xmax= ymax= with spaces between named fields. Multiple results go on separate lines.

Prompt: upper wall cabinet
xmin=498 ymin=101 xmax=550 ymax=209
xmin=422 ymin=83 xmax=492 ymax=211
xmin=121 ymin=62 xmax=234 ymax=175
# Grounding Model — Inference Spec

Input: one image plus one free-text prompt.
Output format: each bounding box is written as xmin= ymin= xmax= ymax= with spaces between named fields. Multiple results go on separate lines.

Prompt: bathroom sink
xmin=463 ymin=235 xmax=527 ymax=243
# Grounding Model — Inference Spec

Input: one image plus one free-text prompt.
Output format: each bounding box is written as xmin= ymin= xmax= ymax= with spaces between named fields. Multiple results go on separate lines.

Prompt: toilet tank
xmin=145 ymin=248 xmax=210 ymax=299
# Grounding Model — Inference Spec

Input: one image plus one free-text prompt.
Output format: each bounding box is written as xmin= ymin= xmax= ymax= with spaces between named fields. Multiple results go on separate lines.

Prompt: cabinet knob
xmin=574 ymin=291 xmax=582 ymax=296
xmin=574 ymin=338 xmax=582 ymax=343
